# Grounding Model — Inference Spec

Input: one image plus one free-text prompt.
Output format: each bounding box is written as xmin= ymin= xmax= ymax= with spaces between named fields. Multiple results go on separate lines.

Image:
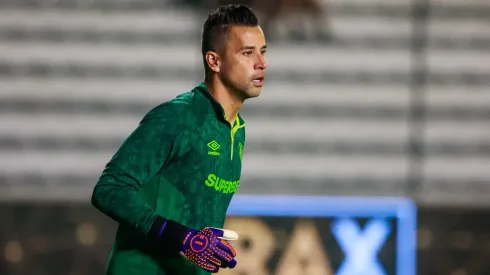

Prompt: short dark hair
xmin=201 ymin=4 xmax=259 ymax=75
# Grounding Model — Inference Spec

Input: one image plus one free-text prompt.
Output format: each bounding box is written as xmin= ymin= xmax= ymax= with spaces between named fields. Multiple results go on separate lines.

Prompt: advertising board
xmin=221 ymin=195 xmax=417 ymax=275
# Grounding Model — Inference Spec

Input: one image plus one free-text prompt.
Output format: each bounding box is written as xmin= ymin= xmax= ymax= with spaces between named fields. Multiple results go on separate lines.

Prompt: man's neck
xmin=204 ymin=78 xmax=244 ymax=124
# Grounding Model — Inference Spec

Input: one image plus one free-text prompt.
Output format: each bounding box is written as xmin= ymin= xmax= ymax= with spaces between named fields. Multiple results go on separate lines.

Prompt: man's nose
xmin=255 ymin=55 xmax=267 ymax=70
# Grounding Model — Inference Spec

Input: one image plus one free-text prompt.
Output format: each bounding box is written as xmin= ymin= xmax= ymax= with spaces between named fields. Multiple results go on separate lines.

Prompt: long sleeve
xmin=91 ymin=106 xmax=186 ymax=237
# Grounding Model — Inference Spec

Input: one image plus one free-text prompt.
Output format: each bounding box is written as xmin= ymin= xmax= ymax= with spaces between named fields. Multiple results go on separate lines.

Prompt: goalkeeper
xmin=90 ymin=4 xmax=268 ymax=275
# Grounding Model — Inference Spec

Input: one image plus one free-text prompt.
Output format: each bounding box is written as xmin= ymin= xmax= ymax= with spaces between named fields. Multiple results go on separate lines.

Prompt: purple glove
xmin=180 ymin=227 xmax=238 ymax=273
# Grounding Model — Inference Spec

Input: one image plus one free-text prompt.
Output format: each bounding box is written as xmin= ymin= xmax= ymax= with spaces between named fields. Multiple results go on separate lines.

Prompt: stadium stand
xmin=0 ymin=0 xmax=489 ymax=206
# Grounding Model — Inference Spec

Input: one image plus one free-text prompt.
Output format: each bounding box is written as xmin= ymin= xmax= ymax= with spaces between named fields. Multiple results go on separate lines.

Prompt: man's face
xmin=219 ymin=25 xmax=267 ymax=100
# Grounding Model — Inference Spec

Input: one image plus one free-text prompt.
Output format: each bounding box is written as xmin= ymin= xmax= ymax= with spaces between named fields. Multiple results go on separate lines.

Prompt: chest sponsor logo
xmin=204 ymin=173 xmax=239 ymax=194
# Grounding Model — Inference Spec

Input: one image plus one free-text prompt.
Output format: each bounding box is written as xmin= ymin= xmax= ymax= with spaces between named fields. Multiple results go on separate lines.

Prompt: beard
xmin=219 ymin=73 xmax=262 ymax=101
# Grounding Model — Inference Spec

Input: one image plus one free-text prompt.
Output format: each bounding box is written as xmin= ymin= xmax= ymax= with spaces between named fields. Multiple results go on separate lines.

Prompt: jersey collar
xmin=196 ymin=82 xmax=245 ymax=126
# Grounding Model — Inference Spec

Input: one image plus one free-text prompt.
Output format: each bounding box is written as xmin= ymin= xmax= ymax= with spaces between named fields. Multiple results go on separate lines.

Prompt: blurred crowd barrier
xmin=0 ymin=0 xmax=489 ymax=274
xmin=3 ymin=197 xmax=490 ymax=275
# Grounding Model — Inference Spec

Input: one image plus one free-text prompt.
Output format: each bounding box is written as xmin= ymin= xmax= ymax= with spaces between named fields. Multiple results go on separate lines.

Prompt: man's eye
xmin=243 ymin=51 xmax=252 ymax=56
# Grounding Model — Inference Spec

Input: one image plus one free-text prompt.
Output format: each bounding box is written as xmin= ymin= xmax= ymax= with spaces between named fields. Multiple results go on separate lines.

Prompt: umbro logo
xmin=207 ymin=140 xmax=221 ymax=156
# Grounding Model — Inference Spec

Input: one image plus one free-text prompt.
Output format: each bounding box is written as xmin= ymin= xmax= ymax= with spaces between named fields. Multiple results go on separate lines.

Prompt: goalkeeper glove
xmin=180 ymin=227 xmax=238 ymax=272
xmin=149 ymin=217 xmax=238 ymax=273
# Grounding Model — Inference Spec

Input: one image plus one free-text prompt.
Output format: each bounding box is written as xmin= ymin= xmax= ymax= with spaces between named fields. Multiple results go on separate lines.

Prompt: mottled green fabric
xmin=91 ymin=82 xmax=246 ymax=275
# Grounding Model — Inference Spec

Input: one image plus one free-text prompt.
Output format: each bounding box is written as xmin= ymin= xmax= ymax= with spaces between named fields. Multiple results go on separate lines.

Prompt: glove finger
xmin=209 ymin=264 xmax=220 ymax=273
xmin=217 ymin=239 xmax=237 ymax=257
xmin=206 ymin=254 xmax=222 ymax=267
xmin=218 ymin=255 xmax=237 ymax=269
xmin=213 ymin=251 xmax=237 ymax=268
xmin=227 ymin=258 xmax=237 ymax=268
xmin=206 ymin=227 xmax=239 ymax=241
xmin=202 ymin=260 xmax=220 ymax=273
xmin=213 ymin=245 xmax=237 ymax=268
xmin=180 ymin=251 xmax=221 ymax=272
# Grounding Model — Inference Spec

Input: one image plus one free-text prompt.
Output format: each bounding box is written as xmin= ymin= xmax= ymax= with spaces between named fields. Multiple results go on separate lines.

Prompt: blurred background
xmin=0 ymin=0 xmax=489 ymax=274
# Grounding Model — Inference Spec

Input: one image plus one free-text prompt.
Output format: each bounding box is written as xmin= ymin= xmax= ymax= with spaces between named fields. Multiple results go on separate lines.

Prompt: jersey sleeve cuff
xmin=148 ymin=216 xmax=189 ymax=254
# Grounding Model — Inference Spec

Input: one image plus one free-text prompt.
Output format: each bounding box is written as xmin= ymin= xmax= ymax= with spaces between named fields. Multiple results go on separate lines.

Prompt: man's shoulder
xmin=141 ymin=89 xmax=200 ymax=125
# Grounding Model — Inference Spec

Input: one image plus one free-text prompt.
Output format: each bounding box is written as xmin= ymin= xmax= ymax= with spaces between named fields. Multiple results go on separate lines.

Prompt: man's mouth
xmin=252 ymin=77 xmax=264 ymax=85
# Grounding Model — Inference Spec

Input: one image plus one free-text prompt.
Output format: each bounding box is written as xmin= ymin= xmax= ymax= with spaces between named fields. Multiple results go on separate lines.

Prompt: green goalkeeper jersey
xmin=91 ymin=82 xmax=246 ymax=275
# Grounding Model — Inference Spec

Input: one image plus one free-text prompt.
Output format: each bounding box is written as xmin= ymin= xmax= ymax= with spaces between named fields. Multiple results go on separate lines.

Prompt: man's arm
xmin=91 ymin=105 xmax=188 ymax=251
xmin=91 ymin=102 xmax=239 ymax=272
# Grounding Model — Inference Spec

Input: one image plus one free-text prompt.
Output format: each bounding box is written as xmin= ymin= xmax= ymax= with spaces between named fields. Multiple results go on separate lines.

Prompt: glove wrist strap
xmin=148 ymin=216 xmax=188 ymax=254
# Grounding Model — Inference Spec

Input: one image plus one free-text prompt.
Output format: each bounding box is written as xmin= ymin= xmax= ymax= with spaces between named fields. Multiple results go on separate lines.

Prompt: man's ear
xmin=205 ymin=51 xmax=220 ymax=73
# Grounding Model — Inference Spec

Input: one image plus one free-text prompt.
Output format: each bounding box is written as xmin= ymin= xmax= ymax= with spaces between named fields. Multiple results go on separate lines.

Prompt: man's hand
xmin=180 ymin=227 xmax=238 ymax=273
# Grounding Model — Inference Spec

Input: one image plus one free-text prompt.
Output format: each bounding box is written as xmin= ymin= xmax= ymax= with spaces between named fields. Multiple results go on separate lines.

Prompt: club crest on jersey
xmin=238 ymin=142 xmax=243 ymax=161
